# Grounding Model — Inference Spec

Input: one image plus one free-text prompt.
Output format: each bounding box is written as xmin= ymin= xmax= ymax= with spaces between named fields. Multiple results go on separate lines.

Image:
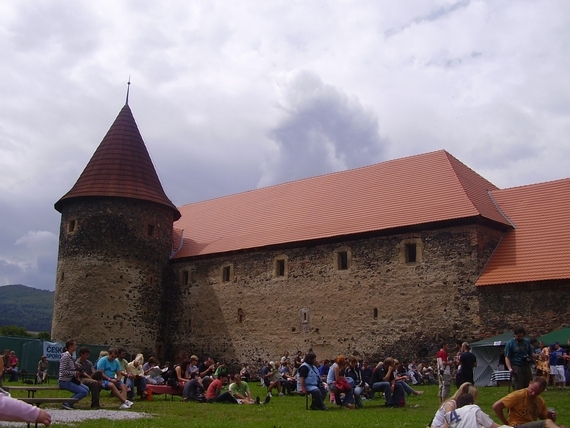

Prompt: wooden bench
xmin=18 ymin=397 xmax=79 ymax=407
xmin=5 ymin=386 xmax=61 ymax=398
xmin=146 ymin=384 xmax=183 ymax=400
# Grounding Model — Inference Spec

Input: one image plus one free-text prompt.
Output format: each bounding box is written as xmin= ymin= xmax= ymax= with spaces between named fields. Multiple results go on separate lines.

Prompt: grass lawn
xmin=3 ymin=380 xmax=569 ymax=427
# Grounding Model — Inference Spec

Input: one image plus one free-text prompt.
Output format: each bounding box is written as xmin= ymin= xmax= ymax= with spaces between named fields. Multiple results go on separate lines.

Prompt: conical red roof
xmin=55 ymin=104 xmax=180 ymax=220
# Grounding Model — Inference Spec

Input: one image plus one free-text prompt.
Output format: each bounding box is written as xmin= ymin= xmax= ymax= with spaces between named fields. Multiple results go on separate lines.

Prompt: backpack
xmin=165 ymin=365 xmax=179 ymax=388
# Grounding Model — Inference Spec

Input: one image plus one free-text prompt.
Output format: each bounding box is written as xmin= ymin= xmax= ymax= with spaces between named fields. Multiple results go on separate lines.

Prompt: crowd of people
xmin=1 ymin=326 xmax=569 ymax=427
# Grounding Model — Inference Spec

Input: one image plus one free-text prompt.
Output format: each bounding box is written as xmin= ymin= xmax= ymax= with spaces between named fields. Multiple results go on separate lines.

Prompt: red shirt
xmin=436 ymin=350 xmax=448 ymax=372
xmin=205 ymin=378 xmax=222 ymax=399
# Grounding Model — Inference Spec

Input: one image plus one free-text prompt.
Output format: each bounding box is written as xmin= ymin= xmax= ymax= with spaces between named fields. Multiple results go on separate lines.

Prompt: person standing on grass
xmin=58 ymin=339 xmax=89 ymax=410
xmin=504 ymin=327 xmax=535 ymax=391
xmin=437 ymin=342 xmax=453 ymax=403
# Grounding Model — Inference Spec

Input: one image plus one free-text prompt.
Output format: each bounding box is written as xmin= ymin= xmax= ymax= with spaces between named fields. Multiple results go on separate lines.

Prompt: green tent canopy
xmin=538 ymin=327 xmax=570 ymax=346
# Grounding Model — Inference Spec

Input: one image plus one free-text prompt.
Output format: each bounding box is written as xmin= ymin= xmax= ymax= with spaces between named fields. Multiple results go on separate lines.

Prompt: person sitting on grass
xmin=229 ymin=374 xmax=268 ymax=404
xmin=444 ymin=393 xmax=503 ymax=428
xmin=492 ymin=376 xmax=566 ymax=428
xmin=298 ymin=352 xmax=328 ymax=411
xmin=205 ymin=372 xmax=238 ymax=403
xmin=430 ymin=382 xmax=478 ymax=428
xmin=58 ymin=339 xmax=89 ymax=410
xmin=183 ymin=371 xmax=206 ymax=402
xmin=97 ymin=347 xmax=132 ymax=409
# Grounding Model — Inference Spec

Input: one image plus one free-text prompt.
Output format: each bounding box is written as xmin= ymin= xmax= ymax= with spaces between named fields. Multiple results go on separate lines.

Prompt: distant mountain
xmin=0 ymin=284 xmax=54 ymax=332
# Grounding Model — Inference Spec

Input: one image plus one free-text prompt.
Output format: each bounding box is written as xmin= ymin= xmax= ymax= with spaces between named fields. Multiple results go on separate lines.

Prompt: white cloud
xmin=259 ymin=70 xmax=385 ymax=187
xmin=0 ymin=0 xmax=568 ymax=289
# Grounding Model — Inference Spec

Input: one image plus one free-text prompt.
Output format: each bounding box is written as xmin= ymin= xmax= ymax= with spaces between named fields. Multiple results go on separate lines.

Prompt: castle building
xmin=52 ymin=103 xmax=570 ymax=366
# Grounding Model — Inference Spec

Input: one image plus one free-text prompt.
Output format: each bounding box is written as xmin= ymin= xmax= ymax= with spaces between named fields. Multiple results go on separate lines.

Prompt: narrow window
xmin=147 ymin=224 xmax=155 ymax=237
xmin=406 ymin=243 xmax=417 ymax=263
xmin=301 ymin=308 xmax=309 ymax=324
xmin=373 ymin=308 xmax=378 ymax=320
xmin=67 ymin=220 xmax=76 ymax=233
xmin=337 ymin=251 xmax=348 ymax=270
xmin=238 ymin=308 xmax=244 ymax=323
xmin=60 ymin=271 xmax=65 ymax=281
xmin=276 ymin=259 xmax=285 ymax=277
xmin=182 ymin=271 xmax=189 ymax=285
xmin=222 ymin=266 xmax=231 ymax=282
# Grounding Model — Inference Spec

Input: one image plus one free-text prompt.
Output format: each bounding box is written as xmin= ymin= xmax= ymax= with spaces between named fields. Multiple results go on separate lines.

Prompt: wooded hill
xmin=0 ymin=284 xmax=54 ymax=332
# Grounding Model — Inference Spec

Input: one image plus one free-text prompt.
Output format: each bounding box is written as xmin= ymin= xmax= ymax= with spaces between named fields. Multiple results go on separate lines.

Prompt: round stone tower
xmin=52 ymin=103 xmax=181 ymax=354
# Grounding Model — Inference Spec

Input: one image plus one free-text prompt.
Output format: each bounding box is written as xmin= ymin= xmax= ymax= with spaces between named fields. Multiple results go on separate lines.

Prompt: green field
xmin=3 ymin=380 xmax=569 ymax=427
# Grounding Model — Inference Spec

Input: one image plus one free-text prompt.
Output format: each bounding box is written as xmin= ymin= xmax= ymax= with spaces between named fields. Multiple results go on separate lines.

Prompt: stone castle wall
xmin=477 ymin=279 xmax=570 ymax=338
xmin=170 ymin=223 xmax=505 ymax=370
xmin=52 ymin=197 xmax=174 ymax=355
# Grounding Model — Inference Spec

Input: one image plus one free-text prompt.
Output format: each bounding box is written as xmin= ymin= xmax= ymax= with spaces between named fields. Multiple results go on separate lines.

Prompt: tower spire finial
xmin=126 ymin=76 xmax=131 ymax=105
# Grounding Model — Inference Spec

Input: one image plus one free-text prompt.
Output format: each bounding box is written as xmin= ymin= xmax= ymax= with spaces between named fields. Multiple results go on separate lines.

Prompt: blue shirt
xmin=97 ymin=356 xmax=121 ymax=378
xmin=504 ymin=338 xmax=532 ymax=367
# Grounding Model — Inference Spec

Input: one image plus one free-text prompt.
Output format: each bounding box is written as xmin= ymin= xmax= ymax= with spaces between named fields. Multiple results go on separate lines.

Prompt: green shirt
xmin=229 ymin=381 xmax=250 ymax=397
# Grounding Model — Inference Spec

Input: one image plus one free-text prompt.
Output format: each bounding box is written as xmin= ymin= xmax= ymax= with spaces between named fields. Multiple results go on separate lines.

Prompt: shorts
xmin=551 ymin=365 xmax=566 ymax=383
xmin=102 ymin=379 xmax=124 ymax=389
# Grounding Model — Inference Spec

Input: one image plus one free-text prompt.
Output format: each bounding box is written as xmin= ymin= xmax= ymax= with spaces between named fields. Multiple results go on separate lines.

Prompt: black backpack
xmin=165 ymin=366 xmax=179 ymax=388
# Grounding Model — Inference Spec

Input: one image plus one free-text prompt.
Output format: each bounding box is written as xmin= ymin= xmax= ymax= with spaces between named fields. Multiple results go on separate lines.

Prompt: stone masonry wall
xmin=52 ymin=198 xmax=175 ymax=356
xmin=477 ymin=280 xmax=570 ymax=338
xmin=171 ymin=224 xmax=505 ymax=371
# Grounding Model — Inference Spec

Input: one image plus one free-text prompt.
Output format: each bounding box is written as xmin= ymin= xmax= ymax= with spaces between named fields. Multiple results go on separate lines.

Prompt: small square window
xmin=222 ymin=266 xmax=231 ymax=282
xmin=67 ymin=220 xmax=76 ymax=233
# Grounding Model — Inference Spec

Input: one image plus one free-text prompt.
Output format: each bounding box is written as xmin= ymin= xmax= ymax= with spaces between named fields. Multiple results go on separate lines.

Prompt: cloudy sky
xmin=0 ymin=0 xmax=568 ymax=291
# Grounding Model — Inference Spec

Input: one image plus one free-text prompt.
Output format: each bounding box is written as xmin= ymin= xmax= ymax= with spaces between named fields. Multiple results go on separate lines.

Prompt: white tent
xmin=470 ymin=332 xmax=514 ymax=387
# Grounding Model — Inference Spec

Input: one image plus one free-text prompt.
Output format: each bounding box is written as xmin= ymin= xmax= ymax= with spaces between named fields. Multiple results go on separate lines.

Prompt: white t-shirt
xmin=444 ymin=404 xmax=495 ymax=428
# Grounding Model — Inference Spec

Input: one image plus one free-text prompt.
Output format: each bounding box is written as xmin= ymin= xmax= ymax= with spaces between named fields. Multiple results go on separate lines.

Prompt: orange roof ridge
xmin=55 ymin=104 xmax=181 ymax=220
xmin=174 ymin=150 xmax=511 ymax=258
xmin=178 ymin=149 xmax=452 ymax=209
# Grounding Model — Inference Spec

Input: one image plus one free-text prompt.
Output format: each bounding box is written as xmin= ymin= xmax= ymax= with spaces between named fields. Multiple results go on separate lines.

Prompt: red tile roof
xmin=173 ymin=150 xmax=510 ymax=258
xmin=476 ymin=178 xmax=570 ymax=286
xmin=55 ymin=105 xmax=181 ymax=220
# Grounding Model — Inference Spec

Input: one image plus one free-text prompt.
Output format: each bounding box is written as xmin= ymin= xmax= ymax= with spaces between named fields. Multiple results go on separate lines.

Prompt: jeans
xmin=371 ymin=381 xmax=392 ymax=403
xmin=59 ymin=380 xmax=89 ymax=406
xmin=126 ymin=376 xmax=147 ymax=399
xmin=353 ymin=385 xmax=364 ymax=408
xmin=307 ymin=385 xmax=328 ymax=410
xmin=371 ymin=381 xmax=404 ymax=406
xmin=328 ymin=383 xmax=355 ymax=405
xmin=208 ymin=391 xmax=238 ymax=403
